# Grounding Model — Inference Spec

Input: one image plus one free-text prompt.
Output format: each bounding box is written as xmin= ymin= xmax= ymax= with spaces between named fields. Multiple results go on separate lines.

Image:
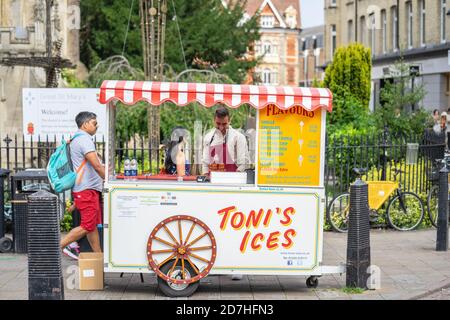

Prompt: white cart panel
xmin=104 ymin=185 xmax=325 ymax=276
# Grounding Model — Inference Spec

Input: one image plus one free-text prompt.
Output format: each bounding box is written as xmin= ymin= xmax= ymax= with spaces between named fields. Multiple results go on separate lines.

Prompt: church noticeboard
xmin=22 ymin=88 xmax=106 ymax=142
xmin=257 ymin=105 xmax=322 ymax=187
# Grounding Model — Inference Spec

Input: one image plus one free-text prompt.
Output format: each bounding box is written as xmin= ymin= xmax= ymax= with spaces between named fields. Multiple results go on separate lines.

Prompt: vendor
xmin=202 ymin=107 xmax=249 ymax=174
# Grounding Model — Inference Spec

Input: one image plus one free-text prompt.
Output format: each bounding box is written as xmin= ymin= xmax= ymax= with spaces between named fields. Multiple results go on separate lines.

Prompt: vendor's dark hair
xmin=75 ymin=112 xmax=97 ymax=128
xmin=165 ymin=127 xmax=186 ymax=174
xmin=215 ymin=107 xmax=229 ymax=119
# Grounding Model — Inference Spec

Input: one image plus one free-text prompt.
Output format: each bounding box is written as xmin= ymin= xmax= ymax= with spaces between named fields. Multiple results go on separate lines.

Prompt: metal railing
xmin=1 ymin=129 xmax=445 ymax=208
xmin=325 ymin=128 xmax=446 ymax=205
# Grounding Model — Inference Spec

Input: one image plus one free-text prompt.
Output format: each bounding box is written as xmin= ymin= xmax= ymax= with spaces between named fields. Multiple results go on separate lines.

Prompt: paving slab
xmin=1 ymin=229 xmax=450 ymax=300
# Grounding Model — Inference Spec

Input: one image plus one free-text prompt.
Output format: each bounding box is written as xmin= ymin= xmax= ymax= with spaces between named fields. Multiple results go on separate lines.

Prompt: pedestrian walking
xmin=60 ymin=112 xmax=105 ymax=259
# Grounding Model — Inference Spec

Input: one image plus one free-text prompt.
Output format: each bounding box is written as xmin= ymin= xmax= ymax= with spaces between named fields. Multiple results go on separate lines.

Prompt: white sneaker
xmin=68 ymin=242 xmax=79 ymax=249
xmin=231 ymin=274 xmax=243 ymax=280
xmin=62 ymin=246 xmax=79 ymax=260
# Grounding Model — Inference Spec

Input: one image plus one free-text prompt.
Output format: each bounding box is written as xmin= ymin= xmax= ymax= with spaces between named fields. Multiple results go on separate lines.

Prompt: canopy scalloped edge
xmin=98 ymin=80 xmax=333 ymax=112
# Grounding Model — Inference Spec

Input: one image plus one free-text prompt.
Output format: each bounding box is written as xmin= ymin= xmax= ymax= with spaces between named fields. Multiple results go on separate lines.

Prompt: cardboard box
xmin=78 ymin=252 xmax=104 ymax=291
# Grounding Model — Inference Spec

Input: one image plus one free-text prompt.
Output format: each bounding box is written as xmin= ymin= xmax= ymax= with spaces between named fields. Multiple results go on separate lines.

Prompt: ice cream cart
xmin=98 ymin=80 xmax=345 ymax=297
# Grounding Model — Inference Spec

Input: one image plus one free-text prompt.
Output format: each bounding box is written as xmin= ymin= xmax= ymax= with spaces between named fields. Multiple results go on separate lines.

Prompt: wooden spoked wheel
xmin=147 ymin=215 xmax=217 ymax=286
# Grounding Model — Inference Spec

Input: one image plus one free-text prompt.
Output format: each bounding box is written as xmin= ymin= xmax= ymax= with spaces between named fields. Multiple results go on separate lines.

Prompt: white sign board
xmin=106 ymin=186 xmax=324 ymax=275
xmin=22 ymin=88 xmax=106 ymax=141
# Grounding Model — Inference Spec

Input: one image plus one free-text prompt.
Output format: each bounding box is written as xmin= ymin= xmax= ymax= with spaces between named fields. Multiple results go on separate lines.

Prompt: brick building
xmin=324 ymin=0 xmax=450 ymax=111
xmin=236 ymin=0 xmax=302 ymax=86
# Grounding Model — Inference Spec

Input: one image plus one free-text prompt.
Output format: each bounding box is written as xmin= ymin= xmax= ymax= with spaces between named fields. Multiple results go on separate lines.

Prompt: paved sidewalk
xmin=0 ymin=229 xmax=449 ymax=300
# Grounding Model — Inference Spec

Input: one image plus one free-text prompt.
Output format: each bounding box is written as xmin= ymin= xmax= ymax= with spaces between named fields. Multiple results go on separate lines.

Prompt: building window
xmin=256 ymin=41 xmax=278 ymax=56
xmin=330 ymin=24 xmax=337 ymax=58
xmin=348 ymin=20 xmax=353 ymax=43
xmin=441 ymin=0 xmax=447 ymax=43
xmin=419 ymin=0 xmax=426 ymax=46
xmin=255 ymin=42 xmax=262 ymax=56
xmin=406 ymin=1 xmax=413 ymax=49
xmin=446 ymin=74 xmax=450 ymax=95
xmin=381 ymin=10 xmax=387 ymax=53
xmin=0 ymin=78 xmax=5 ymax=102
xmin=330 ymin=0 xmax=337 ymax=7
xmin=391 ymin=6 xmax=398 ymax=51
xmin=261 ymin=15 xmax=275 ymax=28
xmin=263 ymin=41 xmax=272 ymax=55
xmin=360 ymin=16 xmax=366 ymax=45
xmin=369 ymin=13 xmax=376 ymax=55
xmin=288 ymin=67 xmax=295 ymax=84
xmin=261 ymin=69 xmax=278 ymax=85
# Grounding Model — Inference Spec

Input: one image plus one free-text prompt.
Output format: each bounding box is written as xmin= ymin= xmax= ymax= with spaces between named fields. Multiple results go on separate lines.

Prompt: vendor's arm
xmin=85 ymin=151 xmax=105 ymax=179
xmin=201 ymin=133 xmax=212 ymax=175
xmin=236 ymin=133 xmax=250 ymax=172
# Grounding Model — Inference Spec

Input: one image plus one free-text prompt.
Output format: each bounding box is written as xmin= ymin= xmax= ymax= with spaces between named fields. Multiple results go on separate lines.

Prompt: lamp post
xmin=302 ymin=38 xmax=308 ymax=87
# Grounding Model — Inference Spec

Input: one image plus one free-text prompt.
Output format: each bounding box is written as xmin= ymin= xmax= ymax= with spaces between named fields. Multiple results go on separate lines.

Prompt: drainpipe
xmin=397 ymin=0 xmax=400 ymax=49
xmin=355 ymin=0 xmax=358 ymax=42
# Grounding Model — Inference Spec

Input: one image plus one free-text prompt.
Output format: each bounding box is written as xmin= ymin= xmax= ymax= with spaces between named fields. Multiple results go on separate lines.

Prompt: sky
xmin=300 ymin=0 xmax=325 ymax=28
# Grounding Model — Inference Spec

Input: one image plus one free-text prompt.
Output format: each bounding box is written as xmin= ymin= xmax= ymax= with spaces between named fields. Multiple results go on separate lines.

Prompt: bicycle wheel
xmin=427 ymin=185 xmax=439 ymax=228
xmin=327 ymin=193 xmax=350 ymax=233
xmin=386 ymin=192 xmax=424 ymax=231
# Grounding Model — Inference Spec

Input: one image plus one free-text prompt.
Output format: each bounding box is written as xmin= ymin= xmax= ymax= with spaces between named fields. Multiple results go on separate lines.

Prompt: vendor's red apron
xmin=209 ymin=141 xmax=238 ymax=173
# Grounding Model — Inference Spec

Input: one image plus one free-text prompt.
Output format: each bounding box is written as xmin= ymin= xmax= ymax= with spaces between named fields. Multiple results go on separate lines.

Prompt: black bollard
xmin=28 ymin=190 xmax=64 ymax=300
xmin=436 ymin=165 xmax=449 ymax=251
xmin=346 ymin=178 xmax=371 ymax=289
xmin=0 ymin=169 xmax=12 ymax=253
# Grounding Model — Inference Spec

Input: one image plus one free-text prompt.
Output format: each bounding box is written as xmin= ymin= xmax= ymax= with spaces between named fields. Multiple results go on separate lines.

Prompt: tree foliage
xmin=324 ymin=43 xmax=372 ymax=128
xmin=79 ymin=0 xmax=260 ymax=138
xmin=80 ymin=0 xmax=260 ymax=84
xmin=80 ymin=0 xmax=143 ymax=70
xmin=374 ymin=59 xmax=428 ymax=136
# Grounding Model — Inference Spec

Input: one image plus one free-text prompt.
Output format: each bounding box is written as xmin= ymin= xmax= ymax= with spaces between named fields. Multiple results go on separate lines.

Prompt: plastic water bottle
xmin=130 ymin=158 xmax=138 ymax=180
xmin=124 ymin=159 xmax=131 ymax=180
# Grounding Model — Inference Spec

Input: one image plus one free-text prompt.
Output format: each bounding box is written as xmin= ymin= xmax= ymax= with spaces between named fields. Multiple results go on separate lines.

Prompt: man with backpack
xmin=60 ymin=112 xmax=105 ymax=258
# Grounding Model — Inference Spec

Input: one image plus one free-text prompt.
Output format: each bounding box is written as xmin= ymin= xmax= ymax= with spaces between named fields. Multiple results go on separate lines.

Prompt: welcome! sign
xmin=22 ymin=88 xmax=106 ymax=141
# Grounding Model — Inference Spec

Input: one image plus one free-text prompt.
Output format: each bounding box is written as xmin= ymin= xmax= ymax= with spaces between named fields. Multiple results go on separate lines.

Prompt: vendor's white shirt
xmin=202 ymin=126 xmax=249 ymax=174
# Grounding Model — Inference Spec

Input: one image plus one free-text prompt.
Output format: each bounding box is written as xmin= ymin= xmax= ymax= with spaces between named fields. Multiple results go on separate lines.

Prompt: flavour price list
xmin=257 ymin=105 xmax=322 ymax=187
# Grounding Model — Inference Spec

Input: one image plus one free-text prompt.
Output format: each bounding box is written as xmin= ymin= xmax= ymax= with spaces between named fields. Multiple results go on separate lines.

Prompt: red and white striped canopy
xmin=99 ymin=80 xmax=333 ymax=112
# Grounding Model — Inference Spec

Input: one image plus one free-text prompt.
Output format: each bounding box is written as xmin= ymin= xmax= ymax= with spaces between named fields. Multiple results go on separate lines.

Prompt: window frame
xmin=391 ymin=6 xmax=399 ymax=51
xmin=360 ymin=16 xmax=366 ymax=45
xmin=261 ymin=15 xmax=275 ymax=28
xmin=441 ymin=0 xmax=447 ymax=43
xmin=406 ymin=1 xmax=413 ymax=49
xmin=381 ymin=9 xmax=387 ymax=53
xmin=369 ymin=13 xmax=376 ymax=55
xmin=347 ymin=19 xmax=354 ymax=43
xmin=330 ymin=24 xmax=337 ymax=58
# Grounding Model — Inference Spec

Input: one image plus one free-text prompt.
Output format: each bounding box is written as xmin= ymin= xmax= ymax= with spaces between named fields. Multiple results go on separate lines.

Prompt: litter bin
xmin=11 ymin=170 xmax=49 ymax=253
xmin=406 ymin=143 xmax=419 ymax=165
xmin=0 ymin=169 xmax=12 ymax=253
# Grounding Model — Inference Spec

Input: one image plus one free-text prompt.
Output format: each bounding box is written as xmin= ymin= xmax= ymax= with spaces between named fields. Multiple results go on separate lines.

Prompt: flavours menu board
xmin=257 ymin=105 xmax=322 ymax=187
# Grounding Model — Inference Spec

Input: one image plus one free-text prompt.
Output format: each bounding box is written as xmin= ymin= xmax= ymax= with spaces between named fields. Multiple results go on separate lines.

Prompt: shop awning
xmin=99 ymin=80 xmax=333 ymax=112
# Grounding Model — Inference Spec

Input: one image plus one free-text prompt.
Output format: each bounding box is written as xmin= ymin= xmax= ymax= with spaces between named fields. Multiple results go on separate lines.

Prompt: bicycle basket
xmin=367 ymin=181 xmax=398 ymax=211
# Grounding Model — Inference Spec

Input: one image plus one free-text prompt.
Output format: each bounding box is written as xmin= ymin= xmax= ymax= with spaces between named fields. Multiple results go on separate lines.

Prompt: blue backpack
xmin=47 ymin=133 xmax=86 ymax=193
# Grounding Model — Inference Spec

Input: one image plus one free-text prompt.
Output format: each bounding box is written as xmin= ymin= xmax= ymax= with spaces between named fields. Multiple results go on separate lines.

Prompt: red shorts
xmin=73 ymin=190 xmax=102 ymax=232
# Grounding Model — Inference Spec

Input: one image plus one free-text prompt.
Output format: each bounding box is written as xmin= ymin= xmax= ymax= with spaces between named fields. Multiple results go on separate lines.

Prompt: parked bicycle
xmin=327 ymin=168 xmax=425 ymax=233
xmin=426 ymin=155 xmax=450 ymax=228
